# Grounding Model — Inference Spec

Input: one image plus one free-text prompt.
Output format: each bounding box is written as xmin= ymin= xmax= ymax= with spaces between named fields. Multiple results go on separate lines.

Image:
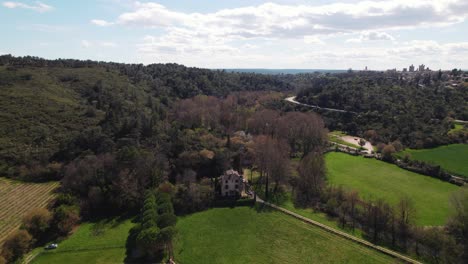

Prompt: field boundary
xmin=256 ymin=197 xmax=421 ymax=264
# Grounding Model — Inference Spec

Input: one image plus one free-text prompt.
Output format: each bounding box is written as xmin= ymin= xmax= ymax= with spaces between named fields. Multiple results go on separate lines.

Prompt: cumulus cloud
xmin=2 ymin=1 xmax=53 ymax=12
xmin=346 ymin=31 xmax=395 ymax=43
xmin=94 ymin=0 xmax=468 ymax=38
xmin=91 ymin=19 xmax=114 ymax=27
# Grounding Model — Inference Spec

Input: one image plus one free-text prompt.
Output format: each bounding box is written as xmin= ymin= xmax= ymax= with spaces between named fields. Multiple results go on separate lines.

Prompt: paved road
xmin=255 ymin=196 xmax=421 ymax=264
xmin=285 ymin=96 xmax=357 ymax=114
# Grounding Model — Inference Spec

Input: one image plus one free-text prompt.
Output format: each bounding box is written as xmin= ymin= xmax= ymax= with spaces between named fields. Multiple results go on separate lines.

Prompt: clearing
xmin=326 ymin=152 xmax=459 ymax=226
xmin=0 ymin=177 xmax=59 ymax=246
xmin=174 ymin=206 xmax=397 ymax=264
xmin=398 ymin=144 xmax=468 ymax=178
xmin=31 ymin=218 xmax=134 ymax=264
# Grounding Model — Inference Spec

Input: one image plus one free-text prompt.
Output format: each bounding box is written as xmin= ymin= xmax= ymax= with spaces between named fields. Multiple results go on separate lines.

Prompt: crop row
xmin=0 ymin=181 xmax=59 ymax=246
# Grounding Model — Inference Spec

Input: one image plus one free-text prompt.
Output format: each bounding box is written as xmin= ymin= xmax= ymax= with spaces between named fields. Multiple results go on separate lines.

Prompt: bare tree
xmin=295 ymin=152 xmax=326 ymax=206
xmin=396 ymin=196 xmax=416 ymax=250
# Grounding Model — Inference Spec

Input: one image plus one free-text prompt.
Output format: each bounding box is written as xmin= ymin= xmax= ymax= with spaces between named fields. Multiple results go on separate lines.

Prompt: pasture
xmin=398 ymin=144 xmax=468 ymax=178
xmin=0 ymin=178 xmax=59 ymax=246
xmin=31 ymin=218 xmax=134 ymax=264
xmin=174 ymin=206 xmax=396 ymax=264
xmin=325 ymin=152 xmax=459 ymax=226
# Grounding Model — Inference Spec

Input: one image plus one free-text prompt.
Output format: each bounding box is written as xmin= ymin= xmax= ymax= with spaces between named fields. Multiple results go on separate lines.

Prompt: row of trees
xmin=129 ymin=190 xmax=177 ymax=262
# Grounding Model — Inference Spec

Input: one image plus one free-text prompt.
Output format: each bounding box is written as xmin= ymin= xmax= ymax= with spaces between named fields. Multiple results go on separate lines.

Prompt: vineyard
xmin=0 ymin=178 xmax=59 ymax=246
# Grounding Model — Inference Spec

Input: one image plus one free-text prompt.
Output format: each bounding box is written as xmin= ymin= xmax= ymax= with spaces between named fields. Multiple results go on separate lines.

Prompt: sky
xmin=1 ymin=0 xmax=468 ymax=70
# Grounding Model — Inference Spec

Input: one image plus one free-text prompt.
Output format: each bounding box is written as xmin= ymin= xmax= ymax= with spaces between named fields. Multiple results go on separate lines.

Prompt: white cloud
xmin=91 ymin=19 xmax=114 ymax=27
xmin=346 ymin=31 xmax=395 ymax=43
xmin=81 ymin=40 xmax=92 ymax=48
xmin=95 ymin=0 xmax=468 ymax=39
xmin=3 ymin=1 xmax=53 ymax=12
xmin=304 ymin=36 xmax=325 ymax=45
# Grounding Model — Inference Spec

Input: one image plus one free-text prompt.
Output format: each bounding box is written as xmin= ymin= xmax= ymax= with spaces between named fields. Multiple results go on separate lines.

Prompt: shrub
xmin=54 ymin=205 xmax=80 ymax=235
xmin=1 ymin=230 xmax=32 ymax=262
xmin=22 ymin=208 xmax=52 ymax=238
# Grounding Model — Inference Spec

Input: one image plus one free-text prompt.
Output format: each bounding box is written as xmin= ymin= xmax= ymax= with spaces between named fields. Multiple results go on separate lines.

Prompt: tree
xmin=396 ymin=197 xmax=415 ymax=250
xmin=252 ymin=136 xmax=290 ymax=200
xmin=382 ymin=144 xmax=396 ymax=161
xmin=54 ymin=205 xmax=80 ymax=235
xmin=22 ymin=208 xmax=52 ymax=239
xmin=1 ymin=230 xmax=32 ymax=262
xmin=358 ymin=138 xmax=366 ymax=149
xmin=295 ymin=152 xmax=326 ymax=206
xmin=447 ymin=187 xmax=468 ymax=260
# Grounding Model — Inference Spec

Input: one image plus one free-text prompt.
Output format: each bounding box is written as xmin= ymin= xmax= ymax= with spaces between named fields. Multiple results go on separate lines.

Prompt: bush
xmin=1 ymin=230 xmax=32 ymax=262
xmin=54 ymin=205 xmax=80 ymax=235
xmin=22 ymin=208 xmax=52 ymax=238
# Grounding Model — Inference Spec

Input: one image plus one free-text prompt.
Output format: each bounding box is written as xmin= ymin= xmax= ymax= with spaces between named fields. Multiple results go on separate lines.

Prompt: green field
xmin=326 ymin=152 xmax=459 ymax=226
xmin=174 ymin=207 xmax=396 ymax=264
xmin=31 ymin=218 xmax=135 ymax=264
xmin=398 ymin=144 xmax=468 ymax=178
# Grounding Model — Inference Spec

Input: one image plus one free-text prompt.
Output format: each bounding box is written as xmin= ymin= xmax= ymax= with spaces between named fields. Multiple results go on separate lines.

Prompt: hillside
xmin=0 ymin=55 xmax=294 ymax=180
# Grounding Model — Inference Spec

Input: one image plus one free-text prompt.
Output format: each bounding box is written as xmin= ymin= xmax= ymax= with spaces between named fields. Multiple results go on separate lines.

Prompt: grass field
xmin=326 ymin=152 xmax=459 ymax=226
xmin=31 ymin=218 xmax=135 ymax=264
xmin=174 ymin=207 xmax=397 ymax=264
xmin=0 ymin=177 xmax=59 ymax=246
xmin=398 ymin=144 xmax=468 ymax=178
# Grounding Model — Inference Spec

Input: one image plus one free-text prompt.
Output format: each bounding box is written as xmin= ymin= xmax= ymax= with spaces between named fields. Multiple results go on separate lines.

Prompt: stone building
xmin=220 ymin=169 xmax=244 ymax=197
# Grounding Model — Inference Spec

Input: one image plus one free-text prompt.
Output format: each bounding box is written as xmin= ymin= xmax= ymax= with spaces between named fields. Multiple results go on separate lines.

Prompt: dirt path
xmin=340 ymin=135 xmax=374 ymax=154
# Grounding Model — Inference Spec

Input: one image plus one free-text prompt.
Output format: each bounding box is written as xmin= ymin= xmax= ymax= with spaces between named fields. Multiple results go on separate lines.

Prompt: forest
xmin=0 ymin=55 xmax=467 ymax=263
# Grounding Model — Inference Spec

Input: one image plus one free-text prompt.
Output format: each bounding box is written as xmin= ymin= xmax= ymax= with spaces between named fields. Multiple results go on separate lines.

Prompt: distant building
xmin=409 ymin=64 xmax=415 ymax=72
xmin=220 ymin=169 xmax=244 ymax=197
xmin=403 ymin=68 xmax=407 ymax=72
xmin=418 ymin=64 xmax=425 ymax=72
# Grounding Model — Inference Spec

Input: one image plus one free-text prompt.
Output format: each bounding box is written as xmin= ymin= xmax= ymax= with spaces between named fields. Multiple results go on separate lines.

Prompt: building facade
xmin=220 ymin=169 xmax=244 ymax=197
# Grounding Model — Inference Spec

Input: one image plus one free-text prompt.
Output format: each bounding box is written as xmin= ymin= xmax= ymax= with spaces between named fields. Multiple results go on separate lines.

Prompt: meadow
xmin=0 ymin=178 xmax=58 ymax=246
xmin=398 ymin=144 xmax=468 ymax=178
xmin=173 ymin=206 xmax=397 ymax=264
xmin=31 ymin=218 xmax=135 ymax=264
xmin=325 ymin=152 xmax=459 ymax=226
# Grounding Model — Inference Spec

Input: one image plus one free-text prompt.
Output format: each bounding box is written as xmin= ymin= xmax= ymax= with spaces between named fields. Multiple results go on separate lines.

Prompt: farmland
xmin=174 ymin=206 xmax=396 ymax=264
xmin=325 ymin=152 xmax=459 ymax=226
xmin=398 ymin=144 xmax=468 ymax=178
xmin=31 ymin=218 xmax=135 ymax=264
xmin=0 ymin=178 xmax=59 ymax=246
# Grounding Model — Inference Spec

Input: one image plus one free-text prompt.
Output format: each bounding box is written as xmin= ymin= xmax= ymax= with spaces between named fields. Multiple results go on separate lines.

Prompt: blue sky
xmin=1 ymin=0 xmax=468 ymax=69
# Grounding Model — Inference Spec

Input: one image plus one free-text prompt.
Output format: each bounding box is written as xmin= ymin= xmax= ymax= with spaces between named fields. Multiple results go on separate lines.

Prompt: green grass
xmin=31 ymin=218 xmax=135 ymax=264
xmin=326 ymin=152 xmax=459 ymax=226
xmin=277 ymin=193 xmax=366 ymax=239
xmin=398 ymin=144 xmax=468 ymax=178
xmin=448 ymin=124 xmax=465 ymax=134
xmin=174 ymin=207 xmax=396 ymax=264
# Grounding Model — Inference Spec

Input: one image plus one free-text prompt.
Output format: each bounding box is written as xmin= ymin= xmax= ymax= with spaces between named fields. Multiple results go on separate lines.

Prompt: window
xmin=225 ymin=180 xmax=228 ymax=183
xmin=235 ymin=179 xmax=238 ymax=183
xmin=235 ymin=185 xmax=238 ymax=189
xmin=225 ymin=185 xmax=228 ymax=189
